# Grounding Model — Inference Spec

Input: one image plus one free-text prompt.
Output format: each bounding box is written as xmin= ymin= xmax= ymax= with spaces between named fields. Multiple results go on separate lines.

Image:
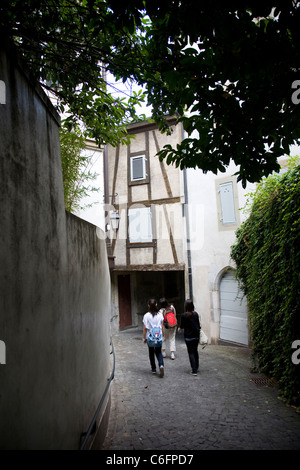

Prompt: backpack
xmin=147 ymin=327 xmax=163 ymax=348
xmin=164 ymin=309 xmax=177 ymax=329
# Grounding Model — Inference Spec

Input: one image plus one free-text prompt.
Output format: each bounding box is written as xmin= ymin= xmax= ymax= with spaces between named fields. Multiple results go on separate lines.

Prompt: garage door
xmin=220 ymin=270 xmax=248 ymax=345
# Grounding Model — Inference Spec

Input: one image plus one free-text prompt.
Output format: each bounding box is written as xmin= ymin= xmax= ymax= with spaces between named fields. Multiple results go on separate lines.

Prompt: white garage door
xmin=220 ymin=270 xmax=248 ymax=345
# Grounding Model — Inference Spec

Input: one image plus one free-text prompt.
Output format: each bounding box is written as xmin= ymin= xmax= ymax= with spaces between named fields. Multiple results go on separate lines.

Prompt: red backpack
xmin=163 ymin=309 xmax=177 ymax=329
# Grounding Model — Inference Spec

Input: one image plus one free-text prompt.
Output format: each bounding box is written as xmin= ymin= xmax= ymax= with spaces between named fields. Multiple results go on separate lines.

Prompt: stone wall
xmin=0 ymin=38 xmax=111 ymax=449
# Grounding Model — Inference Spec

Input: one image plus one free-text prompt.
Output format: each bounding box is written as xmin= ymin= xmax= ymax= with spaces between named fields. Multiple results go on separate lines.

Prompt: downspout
xmin=182 ymin=124 xmax=193 ymax=300
xmin=103 ymin=144 xmax=115 ymax=270
xmin=104 ymin=145 xmax=109 ymax=207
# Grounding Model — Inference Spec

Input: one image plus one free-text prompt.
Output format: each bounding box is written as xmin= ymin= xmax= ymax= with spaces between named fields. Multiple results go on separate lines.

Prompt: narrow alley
xmin=101 ymin=327 xmax=300 ymax=452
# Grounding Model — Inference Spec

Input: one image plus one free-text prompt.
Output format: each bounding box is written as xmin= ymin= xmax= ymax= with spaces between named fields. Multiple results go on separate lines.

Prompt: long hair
xmin=159 ymin=297 xmax=170 ymax=311
xmin=184 ymin=299 xmax=194 ymax=318
xmin=148 ymin=299 xmax=158 ymax=317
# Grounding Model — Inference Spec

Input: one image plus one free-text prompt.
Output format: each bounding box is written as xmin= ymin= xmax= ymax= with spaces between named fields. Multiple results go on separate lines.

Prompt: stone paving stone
xmin=101 ymin=327 xmax=300 ymax=451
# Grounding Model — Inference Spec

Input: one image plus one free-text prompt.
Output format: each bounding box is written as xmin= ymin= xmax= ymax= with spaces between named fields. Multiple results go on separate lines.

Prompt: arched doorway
xmin=219 ymin=269 xmax=248 ymax=345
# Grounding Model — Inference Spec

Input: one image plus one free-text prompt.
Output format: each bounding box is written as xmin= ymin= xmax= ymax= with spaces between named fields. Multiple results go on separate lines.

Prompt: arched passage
xmin=219 ymin=269 xmax=248 ymax=345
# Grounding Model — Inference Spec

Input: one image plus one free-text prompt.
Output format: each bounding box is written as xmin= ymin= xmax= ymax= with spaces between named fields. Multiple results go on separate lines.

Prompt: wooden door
xmin=118 ymin=275 xmax=132 ymax=329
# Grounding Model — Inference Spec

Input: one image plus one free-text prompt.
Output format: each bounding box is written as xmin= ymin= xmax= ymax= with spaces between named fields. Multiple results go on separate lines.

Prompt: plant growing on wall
xmin=60 ymin=122 xmax=99 ymax=212
xmin=231 ymin=157 xmax=300 ymax=405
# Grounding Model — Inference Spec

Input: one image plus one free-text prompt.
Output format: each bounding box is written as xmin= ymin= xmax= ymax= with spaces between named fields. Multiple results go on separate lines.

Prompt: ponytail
xmin=148 ymin=299 xmax=158 ymax=316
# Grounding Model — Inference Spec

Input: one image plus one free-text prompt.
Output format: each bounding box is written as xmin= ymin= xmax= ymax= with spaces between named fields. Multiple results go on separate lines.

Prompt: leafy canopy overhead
xmin=0 ymin=0 xmax=146 ymax=146
xmin=108 ymin=0 xmax=300 ymax=186
xmin=2 ymin=1 xmax=300 ymax=185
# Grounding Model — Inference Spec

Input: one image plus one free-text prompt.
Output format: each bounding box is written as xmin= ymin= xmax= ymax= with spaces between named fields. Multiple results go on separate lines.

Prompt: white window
xmin=128 ymin=207 xmax=152 ymax=243
xmin=130 ymin=155 xmax=146 ymax=181
xmin=219 ymin=181 xmax=236 ymax=224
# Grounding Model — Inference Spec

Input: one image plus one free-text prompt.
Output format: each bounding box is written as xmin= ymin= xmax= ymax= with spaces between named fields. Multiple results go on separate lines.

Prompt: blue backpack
xmin=147 ymin=327 xmax=163 ymax=348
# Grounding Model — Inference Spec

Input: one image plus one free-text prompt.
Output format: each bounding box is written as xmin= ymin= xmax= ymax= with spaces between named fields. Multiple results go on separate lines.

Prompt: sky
xmin=106 ymin=73 xmax=152 ymax=118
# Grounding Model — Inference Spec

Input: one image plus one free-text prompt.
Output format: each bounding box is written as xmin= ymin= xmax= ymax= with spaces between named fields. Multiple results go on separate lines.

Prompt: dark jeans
xmin=185 ymin=339 xmax=199 ymax=373
xmin=148 ymin=346 xmax=164 ymax=371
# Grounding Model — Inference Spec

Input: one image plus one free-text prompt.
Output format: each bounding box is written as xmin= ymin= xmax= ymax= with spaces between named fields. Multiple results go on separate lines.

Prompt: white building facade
xmin=185 ymin=161 xmax=256 ymax=345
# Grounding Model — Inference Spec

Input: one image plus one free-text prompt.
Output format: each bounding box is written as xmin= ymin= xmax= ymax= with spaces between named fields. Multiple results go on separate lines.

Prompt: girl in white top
xmin=159 ymin=297 xmax=177 ymax=360
xmin=143 ymin=299 xmax=165 ymax=377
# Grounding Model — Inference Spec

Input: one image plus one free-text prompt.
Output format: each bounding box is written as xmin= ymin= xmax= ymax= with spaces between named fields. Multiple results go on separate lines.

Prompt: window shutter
xmin=219 ymin=182 xmax=236 ymax=224
xmin=131 ymin=156 xmax=145 ymax=181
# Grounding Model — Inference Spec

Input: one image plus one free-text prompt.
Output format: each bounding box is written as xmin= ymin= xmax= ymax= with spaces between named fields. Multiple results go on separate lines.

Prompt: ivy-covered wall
xmin=231 ymin=161 xmax=300 ymax=405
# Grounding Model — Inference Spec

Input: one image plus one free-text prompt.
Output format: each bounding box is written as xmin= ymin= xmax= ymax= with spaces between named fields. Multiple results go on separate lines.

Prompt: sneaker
xmin=159 ymin=365 xmax=164 ymax=378
xmin=170 ymin=352 xmax=175 ymax=360
xmin=190 ymin=370 xmax=198 ymax=376
xmin=151 ymin=369 xmax=156 ymax=374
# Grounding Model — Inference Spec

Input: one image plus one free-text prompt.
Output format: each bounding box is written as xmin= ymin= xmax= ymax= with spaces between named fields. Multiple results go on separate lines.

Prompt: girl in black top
xmin=179 ymin=299 xmax=201 ymax=376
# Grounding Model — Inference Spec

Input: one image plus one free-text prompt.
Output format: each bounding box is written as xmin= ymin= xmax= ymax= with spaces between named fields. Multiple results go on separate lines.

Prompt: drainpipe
xmin=182 ymin=124 xmax=193 ymax=300
xmin=103 ymin=144 xmax=115 ymax=270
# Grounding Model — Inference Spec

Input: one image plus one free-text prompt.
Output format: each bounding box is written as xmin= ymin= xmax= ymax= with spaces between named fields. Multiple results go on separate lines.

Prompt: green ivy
xmin=231 ymin=158 xmax=300 ymax=405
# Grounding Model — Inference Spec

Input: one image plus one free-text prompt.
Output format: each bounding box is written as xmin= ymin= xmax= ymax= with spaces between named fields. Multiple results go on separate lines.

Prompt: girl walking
xmin=159 ymin=298 xmax=177 ymax=360
xmin=143 ymin=299 xmax=165 ymax=377
xmin=178 ymin=299 xmax=201 ymax=376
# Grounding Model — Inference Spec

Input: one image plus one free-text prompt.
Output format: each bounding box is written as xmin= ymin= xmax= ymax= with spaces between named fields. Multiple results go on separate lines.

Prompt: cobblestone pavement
xmin=101 ymin=327 xmax=300 ymax=451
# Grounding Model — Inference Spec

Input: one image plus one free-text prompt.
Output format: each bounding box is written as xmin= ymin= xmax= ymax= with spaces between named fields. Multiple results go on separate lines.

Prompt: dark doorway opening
xmin=133 ymin=270 xmax=185 ymax=325
xmin=118 ymin=274 xmax=132 ymax=329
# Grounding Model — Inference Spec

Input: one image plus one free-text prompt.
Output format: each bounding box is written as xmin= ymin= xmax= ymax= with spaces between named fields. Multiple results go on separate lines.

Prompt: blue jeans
xmin=185 ymin=339 xmax=199 ymax=373
xmin=148 ymin=346 xmax=164 ymax=371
